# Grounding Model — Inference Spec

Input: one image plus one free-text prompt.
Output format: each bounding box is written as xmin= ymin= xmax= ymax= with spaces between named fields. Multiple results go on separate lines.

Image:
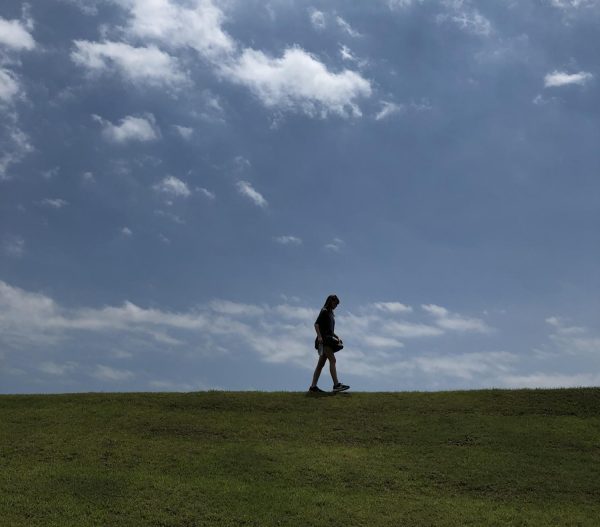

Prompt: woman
xmin=309 ymin=294 xmax=350 ymax=393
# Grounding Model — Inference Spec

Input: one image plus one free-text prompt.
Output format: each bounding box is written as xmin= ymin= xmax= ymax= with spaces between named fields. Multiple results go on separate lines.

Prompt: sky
xmin=1 ymin=0 xmax=600 ymax=393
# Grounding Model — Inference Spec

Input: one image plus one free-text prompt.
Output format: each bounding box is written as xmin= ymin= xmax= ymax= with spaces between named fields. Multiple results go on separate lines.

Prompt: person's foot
xmin=333 ymin=383 xmax=350 ymax=392
xmin=308 ymin=386 xmax=326 ymax=393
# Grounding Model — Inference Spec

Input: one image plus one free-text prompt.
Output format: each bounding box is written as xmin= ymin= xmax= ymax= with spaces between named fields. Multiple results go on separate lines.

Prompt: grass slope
xmin=1 ymin=389 xmax=599 ymax=526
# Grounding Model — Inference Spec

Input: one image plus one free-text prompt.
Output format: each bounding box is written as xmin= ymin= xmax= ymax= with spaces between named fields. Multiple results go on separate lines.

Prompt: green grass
xmin=1 ymin=389 xmax=600 ymax=526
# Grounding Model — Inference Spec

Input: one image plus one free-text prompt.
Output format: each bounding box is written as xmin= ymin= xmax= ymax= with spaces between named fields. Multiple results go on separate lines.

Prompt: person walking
xmin=309 ymin=294 xmax=350 ymax=393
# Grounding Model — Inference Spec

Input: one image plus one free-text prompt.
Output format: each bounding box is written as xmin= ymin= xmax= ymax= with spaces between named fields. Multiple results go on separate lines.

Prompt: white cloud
xmin=0 ymin=124 xmax=33 ymax=180
xmin=40 ymin=198 xmax=68 ymax=209
xmin=121 ymin=227 xmax=133 ymax=237
xmin=3 ymin=236 xmax=25 ymax=258
xmin=221 ymin=47 xmax=372 ymax=118
xmin=0 ymin=68 xmax=20 ymax=104
xmin=0 ymin=280 xmax=520 ymax=387
xmin=209 ymin=300 xmax=265 ymax=317
xmin=422 ymin=304 xmax=491 ymax=333
xmin=362 ymin=335 xmax=405 ymax=349
xmin=387 ymin=0 xmax=424 ymax=8
xmin=545 ymin=316 xmax=600 ymax=355
xmin=339 ymin=45 xmax=355 ymax=62
xmin=0 ymin=17 xmax=35 ymax=50
xmin=93 ymin=114 xmax=159 ymax=143
xmin=549 ymin=0 xmax=599 ymax=8
xmin=335 ymin=16 xmax=361 ymax=37
xmin=437 ymin=2 xmax=492 ymax=36
xmin=93 ymin=364 xmax=134 ymax=382
xmin=72 ymin=40 xmax=187 ymax=87
xmin=382 ymin=320 xmax=444 ymax=338
xmin=500 ymin=372 xmax=600 ymax=389
xmin=544 ymin=70 xmax=593 ymax=88
xmin=119 ymin=0 xmax=236 ymax=59
xmin=375 ymin=101 xmax=404 ymax=120
xmin=372 ymin=302 xmax=413 ymax=314
xmin=39 ymin=361 xmax=78 ymax=376
xmin=309 ymin=9 xmax=326 ymax=30
xmin=236 ymin=180 xmax=268 ymax=208
xmin=275 ymin=235 xmax=302 ymax=245
xmin=154 ymin=175 xmax=191 ymax=197
xmin=324 ymin=237 xmax=345 ymax=252
xmin=197 ymin=187 xmax=216 ymax=200
xmin=173 ymin=125 xmax=193 ymax=139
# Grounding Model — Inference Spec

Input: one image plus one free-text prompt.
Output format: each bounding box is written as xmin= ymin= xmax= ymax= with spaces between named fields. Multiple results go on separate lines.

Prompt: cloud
xmin=335 ymin=16 xmax=361 ymax=37
xmin=121 ymin=227 xmax=133 ymax=237
xmin=93 ymin=364 xmax=134 ymax=382
xmin=40 ymin=198 xmax=68 ymax=209
xmin=422 ymin=304 xmax=491 ymax=333
xmin=0 ymin=280 xmax=521 ymax=387
xmin=0 ymin=123 xmax=33 ymax=180
xmin=39 ymin=361 xmax=78 ymax=376
xmin=197 ymin=187 xmax=216 ymax=200
xmin=3 ymin=235 xmax=25 ymax=258
xmin=154 ymin=175 xmax=191 ymax=197
xmin=382 ymin=320 xmax=444 ymax=338
xmin=324 ymin=237 xmax=345 ymax=252
xmin=544 ymin=70 xmax=593 ymax=88
xmin=309 ymin=8 xmax=326 ymax=29
xmin=72 ymin=40 xmax=187 ymax=87
xmin=0 ymin=68 xmax=20 ymax=104
xmin=236 ymin=180 xmax=268 ymax=208
xmin=372 ymin=302 xmax=413 ymax=314
xmin=173 ymin=125 xmax=193 ymax=139
xmin=375 ymin=101 xmax=404 ymax=120
xmin=119 ymin=0 xmax=236 ymax=59
xmin=500 ymin=372 xmax=600 ymax=389
xmin=362 ymin=335 xmax=405 ymax=349
xmin=221 ymin=47 xmax=372 ymax=118
xmin=549 ymin=0 xmax=599 ymax=9
xmin=0 ymin=17 xmax=36 ymax=50
xmin=545 ymin=316 xmax=600 ymax=355
xmin=93 ymin=114 xmax=159 ymax=143
xmin=437 ymin=2 xmax=492 ymax=36
xmin=275 ymin=235 xmax=302 ymax=245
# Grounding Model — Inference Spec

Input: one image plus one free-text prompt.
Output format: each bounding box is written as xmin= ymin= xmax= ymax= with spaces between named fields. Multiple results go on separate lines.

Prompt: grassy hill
xmin=1 ymin=389 xmax=599 ymax=526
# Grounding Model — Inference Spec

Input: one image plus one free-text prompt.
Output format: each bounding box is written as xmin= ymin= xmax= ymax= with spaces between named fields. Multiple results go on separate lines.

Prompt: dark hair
xmin=323 ymin=294 xmax=340 ymax=310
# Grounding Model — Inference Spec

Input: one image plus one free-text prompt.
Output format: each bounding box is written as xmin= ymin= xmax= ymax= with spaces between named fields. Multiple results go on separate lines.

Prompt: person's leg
xmin=324 ymin=348 xmax=339 ymax=386
xmin=310 ymin=354 xmax=327 ymax=388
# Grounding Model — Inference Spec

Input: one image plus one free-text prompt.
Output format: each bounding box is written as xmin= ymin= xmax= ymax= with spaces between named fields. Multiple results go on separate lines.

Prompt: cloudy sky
xmin=1 ymin=0 xmax=600 ymax=393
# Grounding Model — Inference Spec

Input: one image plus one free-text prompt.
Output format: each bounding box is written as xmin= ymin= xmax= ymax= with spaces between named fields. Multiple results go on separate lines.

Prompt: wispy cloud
xmin=544 ymin=70 xmax=593 ymax=88
xmin=324 ymin=237 xmax=345 ymax=252
xmin=422 ymin=304 xmax=490 ymax=333
xmin=309 ymin=8 xmax=326 ymax=30
xmin=275 ymin=235 xmax=302 ymax=245
xmin=236 ymin=180 xmax=268 ymax=208
xmin=335 ymin=16 xmax=361 ymax=37
xmin=154 ymin=175 xmax=191 ymax=197
xmin=93 ymin=114 xmax=160 ymax=143
xmin=3 ymin=236 xmax=25 ymax=258
xmin=375 ymin=101 xmax=404 ymax=120
xmin=72 ymin=40 xmax=187 ymax=87
xmin=40 ymin=198 xmax=68 ymax=209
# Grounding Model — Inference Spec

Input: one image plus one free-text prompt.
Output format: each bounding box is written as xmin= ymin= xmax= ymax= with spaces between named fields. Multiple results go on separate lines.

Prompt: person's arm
xmin=314 ymin=323 xmax=323 ymax=343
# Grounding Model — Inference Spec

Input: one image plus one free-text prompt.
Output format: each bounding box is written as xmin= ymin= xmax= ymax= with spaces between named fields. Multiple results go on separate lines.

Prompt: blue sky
xmin=1 ymin=0 xmax=600 ymax=393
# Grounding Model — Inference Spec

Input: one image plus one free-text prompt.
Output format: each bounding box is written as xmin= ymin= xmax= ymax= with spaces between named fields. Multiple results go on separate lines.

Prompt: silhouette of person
xmin=309 ymin=294 xmax=350 ymax=393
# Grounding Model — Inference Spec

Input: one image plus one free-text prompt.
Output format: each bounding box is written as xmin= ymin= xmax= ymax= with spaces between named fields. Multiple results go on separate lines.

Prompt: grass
xmin=1 ymin=388 xmax=599 ymax=526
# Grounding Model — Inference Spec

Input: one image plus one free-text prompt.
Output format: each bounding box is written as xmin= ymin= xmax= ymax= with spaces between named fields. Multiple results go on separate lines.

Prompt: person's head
xmin=323 ymin=294 xmax=340 ymax=311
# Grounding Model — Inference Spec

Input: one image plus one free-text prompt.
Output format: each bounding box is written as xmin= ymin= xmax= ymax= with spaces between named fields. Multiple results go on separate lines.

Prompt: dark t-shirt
xmin=315 ymin=308 xmax=335 ymax=337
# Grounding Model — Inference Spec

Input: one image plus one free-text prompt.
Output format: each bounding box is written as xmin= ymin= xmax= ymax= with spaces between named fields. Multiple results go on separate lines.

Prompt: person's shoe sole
xmin=333 ymin=385 xmax=350 ymax=392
